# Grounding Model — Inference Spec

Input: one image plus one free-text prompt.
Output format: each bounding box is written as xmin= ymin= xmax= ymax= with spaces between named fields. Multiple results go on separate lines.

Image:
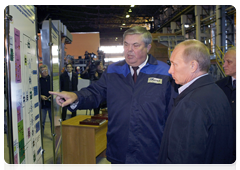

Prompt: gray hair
xmin=227 ymin=46 xmax=236 ymax=53
xmin=123 ymin=26 xmax=152 ymax=47
xmin=177 ymin=39 xmax=210 ymax=72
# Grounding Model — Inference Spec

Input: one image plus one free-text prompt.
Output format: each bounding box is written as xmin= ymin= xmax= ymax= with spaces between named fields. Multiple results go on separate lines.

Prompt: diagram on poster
xmin=8 ymin=5 xmax=43 ymax=164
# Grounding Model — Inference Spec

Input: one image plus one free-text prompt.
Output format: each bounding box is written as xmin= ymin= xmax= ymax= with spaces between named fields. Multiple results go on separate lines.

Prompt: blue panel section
xmin=35 ymin=121 xmax=40 ymax=133
xmin=34 ymin=102 xmax=38 ymax=108
xmin=33 ymin=86 xmax=38 ymax=96
xmin=35 ymin=114 xmax=39 ymax=121
xmin=32 ymin=70 xmax=37 ymax=74
xmin=37 ymin=147 xmax=41 ymax=155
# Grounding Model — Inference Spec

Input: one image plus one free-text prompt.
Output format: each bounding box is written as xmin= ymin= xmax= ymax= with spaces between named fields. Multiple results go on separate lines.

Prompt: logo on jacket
xmin=148 ymin=77 xmax=162 ymax=84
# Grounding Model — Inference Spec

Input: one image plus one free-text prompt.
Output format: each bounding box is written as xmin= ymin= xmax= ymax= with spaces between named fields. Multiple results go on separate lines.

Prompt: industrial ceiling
xmin=35 ymin=5 xmax=235 ymax=45
xmin=35 ymin=5 xmax=192 ymax=45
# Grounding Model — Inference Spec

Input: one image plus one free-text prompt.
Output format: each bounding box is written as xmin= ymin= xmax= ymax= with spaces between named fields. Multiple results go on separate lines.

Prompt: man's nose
xmin=222 ymin=62 xmax=226 ymax=68
xmin=127 ymin=45 xmax=133 ymax=51
xmin=168 ymin=66 xmax=173 ymax=75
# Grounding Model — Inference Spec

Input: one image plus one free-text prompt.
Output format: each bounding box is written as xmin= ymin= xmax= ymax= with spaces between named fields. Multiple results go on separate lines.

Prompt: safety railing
xmin=214 ymin=45 xmax=226 ymax=77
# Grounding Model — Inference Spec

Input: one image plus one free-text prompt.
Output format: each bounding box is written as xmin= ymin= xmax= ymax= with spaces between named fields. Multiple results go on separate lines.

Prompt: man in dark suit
xmin=60 ymin=63 xmax=78 ymax=120
xmin=216 ymin=47 xmax=236 ymax=163
xmin=158 ymin=40 xmax=233 ymax=164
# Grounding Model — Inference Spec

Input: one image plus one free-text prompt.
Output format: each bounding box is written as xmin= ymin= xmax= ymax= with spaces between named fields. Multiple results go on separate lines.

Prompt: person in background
xmin=60 ymin=63 xmax=78 ymax=120
xmin=39 ymin=64 xmax=52 ymax=134
xmin=80 ymin=61 xmax=105 ymax=115
xmin=50 ymin=26 xmax=178 ymax=164
xmin=158 ymin=39 xmax=233 ymax=164
xmin=216 ymin=46 xmax=236 ymax=163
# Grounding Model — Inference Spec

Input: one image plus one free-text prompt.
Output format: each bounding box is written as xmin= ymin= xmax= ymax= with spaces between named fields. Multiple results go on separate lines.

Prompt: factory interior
xmin=4 ymin=5 xmax=236 ymax=166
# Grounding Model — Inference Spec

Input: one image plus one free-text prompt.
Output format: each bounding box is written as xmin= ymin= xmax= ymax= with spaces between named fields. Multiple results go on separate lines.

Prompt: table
xmin=62 ymin=115 xmax=108 ymax=164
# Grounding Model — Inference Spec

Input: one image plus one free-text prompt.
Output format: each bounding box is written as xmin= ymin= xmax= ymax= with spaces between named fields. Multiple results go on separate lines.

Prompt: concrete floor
xmin=4 ymin=109 xmax=110 ymax=164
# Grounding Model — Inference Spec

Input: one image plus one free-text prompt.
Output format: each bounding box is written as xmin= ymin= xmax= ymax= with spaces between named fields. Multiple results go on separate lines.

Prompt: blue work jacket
xmin=69 ymin=54 xmax=178 ymax=163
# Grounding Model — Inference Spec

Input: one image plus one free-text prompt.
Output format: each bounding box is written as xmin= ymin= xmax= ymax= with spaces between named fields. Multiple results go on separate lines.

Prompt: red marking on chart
xmin=17 ymin=106 xmax=21 ymax=122
xmin=14 ymin=28 xmax=21 ymax=83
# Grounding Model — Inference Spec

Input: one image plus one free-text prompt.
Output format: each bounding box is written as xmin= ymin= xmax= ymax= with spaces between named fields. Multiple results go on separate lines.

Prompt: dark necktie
xmin=233 ymin=80 xmax=236 ymax=89
xmin=132 ymin=66 xmax=139 ymax=83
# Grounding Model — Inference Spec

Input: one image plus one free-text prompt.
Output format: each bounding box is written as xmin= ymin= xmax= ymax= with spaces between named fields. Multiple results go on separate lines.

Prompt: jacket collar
xmin=224 ymin=76 xmax=234 ymax=90
xmin=174 ymin=74 xmax=214 ymax=106
xmin=42 ymin=75 xmax=50 ymax=79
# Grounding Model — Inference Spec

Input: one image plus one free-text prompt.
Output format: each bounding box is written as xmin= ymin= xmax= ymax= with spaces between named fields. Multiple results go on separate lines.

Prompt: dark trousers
xmin=93 ymin=107 xmax=100 ymax=115
xmin=111 ymin=163 xmax=156 ymax=170
xmin=62 ymin=107 xmax=76 ymax=121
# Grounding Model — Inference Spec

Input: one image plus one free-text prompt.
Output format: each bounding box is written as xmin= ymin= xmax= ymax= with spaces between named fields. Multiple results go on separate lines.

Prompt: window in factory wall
xmin=99 ymin=45 xmax=123 ymax=54
xmin=99 ymin=46 xmax=124 ymax=63
xmin=104 ymin=57 xmax=125 ymax=63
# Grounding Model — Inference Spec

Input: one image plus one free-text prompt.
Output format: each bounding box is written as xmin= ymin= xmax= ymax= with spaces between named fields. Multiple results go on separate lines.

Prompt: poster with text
xmin=8 ymin=5 xmax=43 ymax=164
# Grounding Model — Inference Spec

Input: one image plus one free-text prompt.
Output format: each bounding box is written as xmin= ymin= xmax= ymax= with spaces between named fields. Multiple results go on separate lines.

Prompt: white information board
xmin=8 ymin=5 xmax=43 ymax=164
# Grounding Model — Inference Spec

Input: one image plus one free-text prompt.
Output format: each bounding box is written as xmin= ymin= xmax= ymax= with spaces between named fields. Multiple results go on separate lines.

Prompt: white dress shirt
xmin=68 ymin=72 xmax=72 ymax=81
xmin=231 ymin=76 xmax=236 ymax=86
xmin=130 ymin=55 xmax=149 ymax=76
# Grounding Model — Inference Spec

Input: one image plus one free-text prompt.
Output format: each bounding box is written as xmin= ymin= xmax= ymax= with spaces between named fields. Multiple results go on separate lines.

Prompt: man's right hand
xmin=41 ymin=95 xmax=48 ymax=100
xmin=48 ymin=91 xmax=78 ymax=107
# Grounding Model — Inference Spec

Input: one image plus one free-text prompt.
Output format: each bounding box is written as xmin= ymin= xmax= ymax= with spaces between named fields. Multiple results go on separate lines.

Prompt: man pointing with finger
xmin=49 ymin=26 xmax=178 ymax=164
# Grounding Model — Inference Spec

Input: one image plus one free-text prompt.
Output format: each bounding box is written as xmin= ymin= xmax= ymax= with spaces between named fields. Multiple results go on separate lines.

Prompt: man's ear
xmin=191 ymin=60 xmax=199 ymax=73
xmin=147 ymin=44 xmax=152 ymax=53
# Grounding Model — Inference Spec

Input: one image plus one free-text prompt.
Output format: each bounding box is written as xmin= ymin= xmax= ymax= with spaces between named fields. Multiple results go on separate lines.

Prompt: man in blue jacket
xmin=50 ymin=26 xmax=178 ymax=164
xmin=216 ymin=47 xmax=236 ymax=163
xmin=158 ymin=40 xmax=233 ymax=164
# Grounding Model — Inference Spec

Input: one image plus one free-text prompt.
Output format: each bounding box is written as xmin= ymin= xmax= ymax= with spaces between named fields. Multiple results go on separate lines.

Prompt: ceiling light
xmin=128 ymin=9 xmax=132 ymax=12
xmin=130 ymin=5 xmax=135 ymax=7
xmin=126 ymin=15 xmax=130 ymax=18
xmin=122 ymin=23 xmax=126 ymax=25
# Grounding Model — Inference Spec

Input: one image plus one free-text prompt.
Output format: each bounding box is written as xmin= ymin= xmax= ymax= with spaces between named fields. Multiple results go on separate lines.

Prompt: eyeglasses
xmin=41 ymin=69 xmax=48 ymax=73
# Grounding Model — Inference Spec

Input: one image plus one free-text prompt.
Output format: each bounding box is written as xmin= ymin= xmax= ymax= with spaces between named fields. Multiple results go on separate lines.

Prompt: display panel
xmin=8 ymin=5 xmax=43 ymax=164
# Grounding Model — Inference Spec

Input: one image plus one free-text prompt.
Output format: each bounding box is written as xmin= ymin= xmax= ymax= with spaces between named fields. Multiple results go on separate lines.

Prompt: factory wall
xmin=65 ymin=32 xmax=100 ymax=59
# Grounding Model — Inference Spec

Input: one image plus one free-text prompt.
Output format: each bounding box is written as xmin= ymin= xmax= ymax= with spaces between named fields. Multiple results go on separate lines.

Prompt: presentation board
xmin=7 ymin=5 xmax=43 ymax=164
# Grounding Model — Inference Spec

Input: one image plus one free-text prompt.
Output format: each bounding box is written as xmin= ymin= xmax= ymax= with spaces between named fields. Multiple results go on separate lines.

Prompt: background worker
xmin=60 ymin=63 xmax=78 ymax=120
xmin=216 ymin=47 xmax=236 ymax=163
xmin=39 ymin=64 xmax=52 ymax=135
